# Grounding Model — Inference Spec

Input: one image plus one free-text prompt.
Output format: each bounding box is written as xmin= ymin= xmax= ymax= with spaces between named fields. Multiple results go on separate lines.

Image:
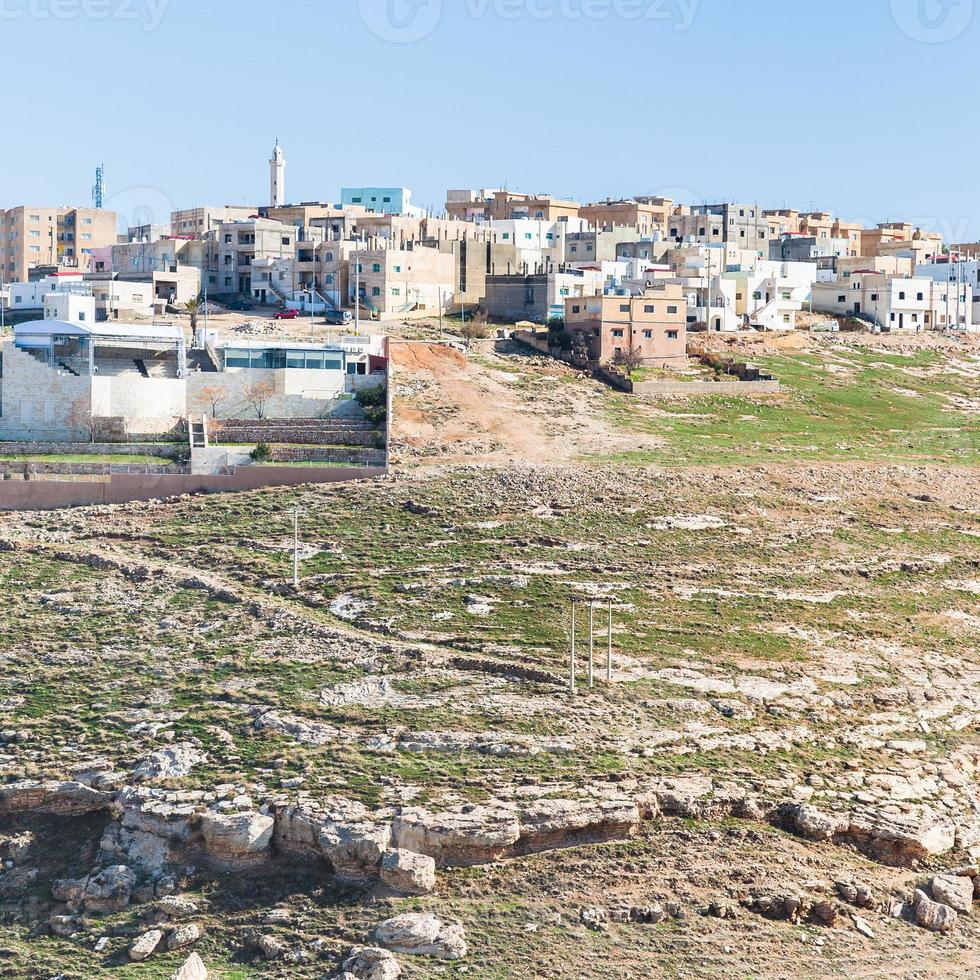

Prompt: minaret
xmin=270 ymin=139 xmax=285 ymax=207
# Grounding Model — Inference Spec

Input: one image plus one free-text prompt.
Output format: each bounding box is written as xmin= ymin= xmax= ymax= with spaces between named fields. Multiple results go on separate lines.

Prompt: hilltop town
xmin=0 ymin=146 xmax=978 ymax=979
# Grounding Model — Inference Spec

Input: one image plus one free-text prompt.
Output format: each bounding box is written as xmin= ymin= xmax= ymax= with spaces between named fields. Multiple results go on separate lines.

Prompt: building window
xmin=899 ymin=292 xmax=906 ymax=300
xmin=572 ymin=305 xmax=581 ymax=314
xmin=612 ymin=329 xmax=625 ymax=338
xmin=372 ymin=286 xmax=381 ymax=296
xmin=667 ymin=330 xmax=679 ymax=339
xmin=372 ymin=263 xmax=381 ymax=273
xmin=619 ymin=304 xmax=629 ymax=312
xmin=282 ymin=237 xmax=290 ymax=246
xmin=667 ymin=305 xmax=678 ymax=314
xmin=916 ymin=292 xmax=924 ymax=301
xmin=643 ymin=330 xmax=653 ymax=339
xmin=644 ymin=305 xmax=655 ymax=313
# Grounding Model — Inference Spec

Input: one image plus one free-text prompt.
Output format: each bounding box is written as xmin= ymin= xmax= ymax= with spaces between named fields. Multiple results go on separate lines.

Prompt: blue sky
xmin=1 ymin=0 xmax=977 ymax=240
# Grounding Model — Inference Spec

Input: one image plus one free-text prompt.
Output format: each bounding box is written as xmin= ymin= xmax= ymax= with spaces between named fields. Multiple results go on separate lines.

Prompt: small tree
xmin=66 ymin=397 xmax=98 ymax=444
xmin=244 ymin=380 xmax=275 ymax=419
xmin=197 ymin=385 xmax=226 ymax=419
xmin=612 ymin=345 xmax=644 ymax=374
xmin=459 ymin=310 xmax=492 ymax=346
xmin=185 ymin=297 xmax=200 ymax=330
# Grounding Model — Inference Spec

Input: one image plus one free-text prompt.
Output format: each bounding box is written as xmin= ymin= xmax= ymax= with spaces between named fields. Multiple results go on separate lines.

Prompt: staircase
xmin=189 ymin=416 xmax=208 ymax=450
xmin=134 ymin=359 xmax=150 ymax=379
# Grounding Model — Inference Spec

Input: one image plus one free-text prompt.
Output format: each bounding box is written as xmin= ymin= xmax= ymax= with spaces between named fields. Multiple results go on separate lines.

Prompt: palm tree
xmin=185 ymin=297 xmax=200 ymax=331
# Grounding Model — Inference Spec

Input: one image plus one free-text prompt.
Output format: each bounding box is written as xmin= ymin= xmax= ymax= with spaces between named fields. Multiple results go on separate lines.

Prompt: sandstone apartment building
xmin=564 ymin=282 xmax=687 ymax=367
xmin=0 ymin=206 xmax=118 ymax=282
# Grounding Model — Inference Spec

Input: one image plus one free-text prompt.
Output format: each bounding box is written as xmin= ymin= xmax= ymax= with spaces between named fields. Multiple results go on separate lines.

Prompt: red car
xmin=273 ymin=308 xmax=300 ymax=320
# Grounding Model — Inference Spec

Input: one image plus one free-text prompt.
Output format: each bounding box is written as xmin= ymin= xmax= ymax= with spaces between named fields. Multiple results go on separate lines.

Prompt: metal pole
xmin=292 ymin=509 xmax=300 ymax=587
xmin=569 ymin=601 xmax=576 ymax=695
xmin=588 ymin=603 xmax=594 ymax=688
xmin=607 ymin=601 xmax=613 ymax=682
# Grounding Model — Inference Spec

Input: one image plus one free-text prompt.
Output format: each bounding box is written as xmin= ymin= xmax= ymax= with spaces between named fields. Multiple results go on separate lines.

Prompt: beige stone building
xmin=447 ymin=190 xmax=581 ymax=223
xmin=354 ymin=246 xmax=456 ymax=320
xmin=170 ymin=206 xmax=257 ymax=237
xmin=0 ymin=206 xmax=118 ymax=282
xmin=860 ymin=223 xmax=942 ymax=262
xmin=580 ymin=198 xmax=673 ymax=238
xmin=564 ymin=283 xmax=687 ymax=367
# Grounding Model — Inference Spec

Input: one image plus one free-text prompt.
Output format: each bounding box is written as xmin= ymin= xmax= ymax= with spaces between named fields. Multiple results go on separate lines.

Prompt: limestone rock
xmin=785 ymin=803 xmax=848 ymax=842
xmin=257 ymin=934 xmax=287 ymax=961
xmin=341 ymin=946 xmax=402 ymax=979
xmin=317 ymin=819 xmax=392 ymax=881
xmin=392 ymin=804 xmax=521 ymax=866
xmin=914 ymin=888 xmax=958 ymax=932
xmin=580 ymin=907 xmax=608 ymax=931
xmin=375 ymin=912 xmax=467 ymax=960
xmin=0 ymin=780 xmax=111 ymax=817
xmin=167 ymin=923 xmax=201 ymax=951
xmin=133 ymin=743 xmax=206 ymax=782
xmin=171 ymin=952 xmax=208 ymax=980
xmin=931 ymin=874 xmax=973 ymax=913
xmin=49 ymin=915 xmax=80 ymax=938
xmin=199 ymin=811 xmax=274 ymax=868
xmin=380 ymin=849 xmax=437 ymax=895
xmin=129 ymin=929 xmax=164 ymax=962
xmin=53 ymin=865 xmax=137 ymax=913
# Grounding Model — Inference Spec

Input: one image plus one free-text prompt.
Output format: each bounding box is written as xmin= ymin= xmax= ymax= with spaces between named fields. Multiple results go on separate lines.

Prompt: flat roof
xmin=14 ymin=319 xmax=185 ymax=341
xmin=216 ymin=341 xmax=345 ymax=352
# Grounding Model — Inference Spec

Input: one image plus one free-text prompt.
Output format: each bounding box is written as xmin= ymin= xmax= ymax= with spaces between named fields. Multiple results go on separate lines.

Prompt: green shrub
xmin=250 ymin=442 xmax=273 ymax=463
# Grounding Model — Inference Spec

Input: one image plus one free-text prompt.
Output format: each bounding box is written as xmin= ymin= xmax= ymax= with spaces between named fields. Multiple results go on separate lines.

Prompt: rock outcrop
xmin=375 ymin=913 xmax=467 ymax=960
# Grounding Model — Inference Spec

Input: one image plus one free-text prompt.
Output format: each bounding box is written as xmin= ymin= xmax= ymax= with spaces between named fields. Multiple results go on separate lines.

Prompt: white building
xmin=812 ymin=274 xmax=974 ymax=332
xmin=915 ymin=259 xmax=980 ymax=328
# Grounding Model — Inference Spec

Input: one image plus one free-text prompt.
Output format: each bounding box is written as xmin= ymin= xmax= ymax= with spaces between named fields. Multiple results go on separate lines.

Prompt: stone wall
xmin=216 ymin=419 xmax=383 ymax=448
xmin=633 ymin=380 xmax=781 ymax=397
xmin=0 ymin=442 xmax=181 ymax=459
xmin=269 ymin=447 xmax=386 ymax=466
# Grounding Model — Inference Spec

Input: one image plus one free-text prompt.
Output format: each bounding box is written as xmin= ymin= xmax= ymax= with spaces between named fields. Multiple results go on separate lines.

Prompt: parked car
xmin=228 ymin=298 xmax=253 ymax=312
xmin=325 ymin=309 xmax=353 ymax=326
xmin=273 ymin=308 xmax=300 ymax=320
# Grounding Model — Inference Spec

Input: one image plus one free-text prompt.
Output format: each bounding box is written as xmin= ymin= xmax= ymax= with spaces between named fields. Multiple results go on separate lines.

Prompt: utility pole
xmin=588 ymin=603 xmax=595 ymax=688
xmin=607 ymin=601 xmax=613 ymax=682
xmin=569 ymin=601 xmax=577 ymax=695
xmin=292 ymin=509 xmax=300 ymax=587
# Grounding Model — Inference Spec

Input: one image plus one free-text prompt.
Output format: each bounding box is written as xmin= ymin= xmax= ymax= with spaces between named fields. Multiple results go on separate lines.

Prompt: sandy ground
xmin=389 ymin=338 xmax=668 ymax=467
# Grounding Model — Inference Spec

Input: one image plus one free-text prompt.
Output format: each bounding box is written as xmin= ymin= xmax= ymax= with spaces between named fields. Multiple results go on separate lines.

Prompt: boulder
xmin=784 ymin=803 xmax=848 ymax=843
xmin=375 ymin=912 xmax=467 ymax=960
xmin=133 ymin=743 xmax=206 ymax=782
xmin=199 ymin=811 xmax=274 ymax=868
xmin=167 ymin=923 xmax=201 ymax=951
xmin=257 ymin=934 xmax=287 ymax=961
xmin=53 ymin=865 xmax=137 ymax=913
xmin=914 ymin=888 xmax=958 ymax=933
xmin=129 ymin=929 xmax=164 ymax=962
xmin=341 ymin=946 xmax=402 ymax=979
xmin=380 ymin=849 xmax=437 ymax=895
xmin=931 ymin=874 xmax=973 ymax=913
xmin=171 ymin=952 xmax=208 ymax=980
xmin=317 ymin=819 xmax=392 ymax=881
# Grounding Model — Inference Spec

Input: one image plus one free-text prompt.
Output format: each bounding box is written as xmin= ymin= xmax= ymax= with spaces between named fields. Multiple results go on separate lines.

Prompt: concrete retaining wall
xmin=633 ymin=380 xmax=781 ymax=397
xmin=0 ymin=466 xmax=387 ymax=511
xmin=269 ymin=447 xmax=386 ymax=466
